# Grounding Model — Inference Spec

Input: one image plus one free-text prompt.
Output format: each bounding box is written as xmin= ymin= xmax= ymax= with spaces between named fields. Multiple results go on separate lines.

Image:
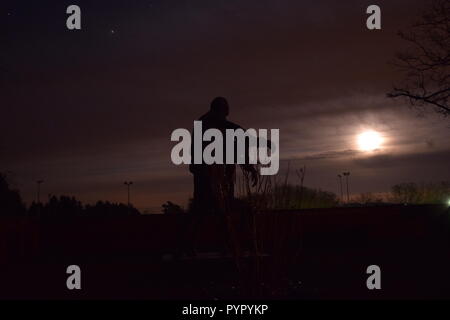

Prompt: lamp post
xmin=337 ymin=174 xmax=343 ymax=202
xmin=36 ymin=180 xmax=44 ymax=204
xmin=124 ymin=181 xmax=133 ymax=207
xmin=343 ymin=172 xmax=350 ymax=203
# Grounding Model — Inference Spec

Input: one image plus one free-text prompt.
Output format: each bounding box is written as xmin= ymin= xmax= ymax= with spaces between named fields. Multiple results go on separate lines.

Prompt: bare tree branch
xmin=388 ymin=0 xmax=450 ymax=117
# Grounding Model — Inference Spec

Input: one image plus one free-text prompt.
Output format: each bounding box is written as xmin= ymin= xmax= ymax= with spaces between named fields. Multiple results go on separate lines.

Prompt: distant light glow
xmin=357 ymin=130 xmax=383 ymax=151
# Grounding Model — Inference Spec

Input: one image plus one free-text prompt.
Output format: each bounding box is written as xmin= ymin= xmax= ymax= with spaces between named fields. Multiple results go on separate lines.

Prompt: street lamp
xmin=36 ymin=180 xmax=44 ymax=204
xmin=124 ymin=181 xmax=133 ymax=207
xmin=342 ymin=172 xmax=350 ymax=203
xmin=337 ymin=174 xmax=343 ymax=202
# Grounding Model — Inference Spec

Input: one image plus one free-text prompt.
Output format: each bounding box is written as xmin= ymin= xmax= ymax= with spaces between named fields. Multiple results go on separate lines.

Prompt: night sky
xmin=1 ymin=0 xmax=449 ymax=212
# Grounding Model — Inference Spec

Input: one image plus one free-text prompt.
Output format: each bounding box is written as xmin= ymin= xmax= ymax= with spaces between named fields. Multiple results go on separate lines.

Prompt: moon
xmin=357 ymin=130 xmax=383 ymax=151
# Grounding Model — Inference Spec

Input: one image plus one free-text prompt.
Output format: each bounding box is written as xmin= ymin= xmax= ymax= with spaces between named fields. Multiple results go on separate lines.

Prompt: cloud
xmin=295 ymin=149 xmax=361 ymax=161
xmin=353 ymin=149 xmax=450 ymax=169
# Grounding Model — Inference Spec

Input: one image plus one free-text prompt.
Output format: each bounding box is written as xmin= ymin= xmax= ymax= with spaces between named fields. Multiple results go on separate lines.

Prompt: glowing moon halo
xmin=357 ymin=130 xmax=383 ymax=151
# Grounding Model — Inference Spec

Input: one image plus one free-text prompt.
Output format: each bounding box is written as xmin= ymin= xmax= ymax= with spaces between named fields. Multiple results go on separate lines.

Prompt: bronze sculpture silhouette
xmin=189 ymin=97 xmax=258 ymax=216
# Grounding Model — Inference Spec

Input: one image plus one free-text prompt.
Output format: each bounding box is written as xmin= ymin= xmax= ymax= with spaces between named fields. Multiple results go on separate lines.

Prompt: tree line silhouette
xmin=0 ymin=173 xmax=140 ymax=217
xmin=1 ymin=171 xmax=449 ymax=217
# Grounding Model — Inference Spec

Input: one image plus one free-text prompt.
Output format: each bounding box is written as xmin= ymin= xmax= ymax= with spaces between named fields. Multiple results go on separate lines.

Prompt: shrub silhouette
xmin=162 ymin=201 xmax=185 ymax=214
xmin=0 ymin=172 xmax=26 ymax=216
xmin=28 ymin=196 xmax=141 ymax=217
xmin=391 ymin=182 xmax=450 ymax=204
